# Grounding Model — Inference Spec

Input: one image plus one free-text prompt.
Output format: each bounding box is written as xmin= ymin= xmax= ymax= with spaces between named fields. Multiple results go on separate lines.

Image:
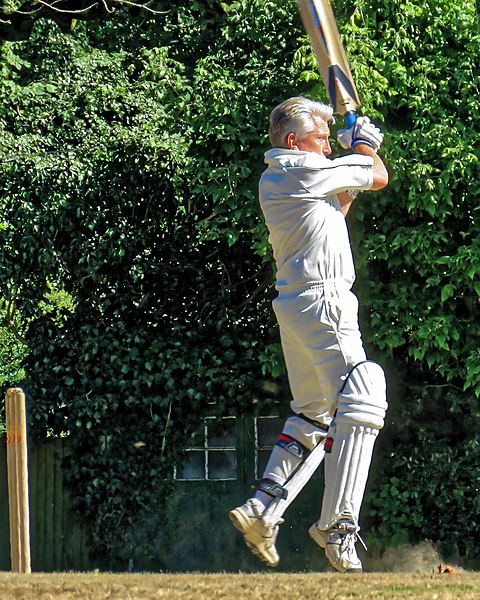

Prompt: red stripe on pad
xmin=277 ymin=433 xmax=295 ymax=443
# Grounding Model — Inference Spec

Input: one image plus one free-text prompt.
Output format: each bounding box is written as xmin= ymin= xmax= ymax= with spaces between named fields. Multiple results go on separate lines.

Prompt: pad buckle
xmin=258 ymin=479 xmax=288 ymax=500
xmin=276 ymin=434 xmax=307 ymax=459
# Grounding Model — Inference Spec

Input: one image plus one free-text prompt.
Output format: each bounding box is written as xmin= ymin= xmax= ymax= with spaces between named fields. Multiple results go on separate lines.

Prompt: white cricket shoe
xmin=309 ymin=519 xmax=363 ymax=573
xmin=229 ymin=498 xmax=282 ymax=567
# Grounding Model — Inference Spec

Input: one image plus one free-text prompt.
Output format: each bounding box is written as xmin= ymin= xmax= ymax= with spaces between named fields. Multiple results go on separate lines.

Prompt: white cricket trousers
xmin=272 ymin=280 xmax=367 ymax=425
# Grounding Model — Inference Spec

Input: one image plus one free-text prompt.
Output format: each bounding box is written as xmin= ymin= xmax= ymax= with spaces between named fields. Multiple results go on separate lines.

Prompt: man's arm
xmin=355 ymin=143 xmax=389 ymax=190
xmin=338 ymin=143 xmax=389 ymax=215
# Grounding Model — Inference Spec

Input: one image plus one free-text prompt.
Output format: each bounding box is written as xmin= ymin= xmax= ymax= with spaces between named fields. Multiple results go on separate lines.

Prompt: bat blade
xmin=298 ymin=0 xmax=359 ymax=127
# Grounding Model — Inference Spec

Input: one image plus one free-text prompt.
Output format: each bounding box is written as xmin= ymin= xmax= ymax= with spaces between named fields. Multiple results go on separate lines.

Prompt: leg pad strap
xmin=258 ymin=478 xmax=288 ymax=500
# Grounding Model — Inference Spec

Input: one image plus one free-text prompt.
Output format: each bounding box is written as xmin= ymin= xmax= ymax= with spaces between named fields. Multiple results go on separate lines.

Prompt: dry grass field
xmin=0 ymin=571 xmax=479 ymax=600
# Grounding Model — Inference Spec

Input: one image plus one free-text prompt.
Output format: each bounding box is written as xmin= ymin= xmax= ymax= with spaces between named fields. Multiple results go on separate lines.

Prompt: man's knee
xmin=281 ymin=414 xmax=329 ymax=451
xmin=336 ymin=360 xmax=388 ymax=429
xmin=258 ymin=414 xmax=328 ymax=500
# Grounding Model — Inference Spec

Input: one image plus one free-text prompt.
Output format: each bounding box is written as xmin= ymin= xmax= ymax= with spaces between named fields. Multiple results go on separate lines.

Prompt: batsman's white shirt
xmin=259 ymin=149 xmax=374 ymax=424
xmin=259 ymin=148 xmax=374 ymax=291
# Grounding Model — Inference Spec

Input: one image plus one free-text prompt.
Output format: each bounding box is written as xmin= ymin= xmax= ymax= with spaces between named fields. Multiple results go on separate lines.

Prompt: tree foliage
xmin=0 ymin=0 xmax=479 ymax=568
xmin=0 ymin=0 xmax=173 ymax=42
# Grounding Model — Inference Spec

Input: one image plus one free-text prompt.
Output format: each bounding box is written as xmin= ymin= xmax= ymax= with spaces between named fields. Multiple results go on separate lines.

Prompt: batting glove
xmin=337 ymin=116 xmax=384 ymax=151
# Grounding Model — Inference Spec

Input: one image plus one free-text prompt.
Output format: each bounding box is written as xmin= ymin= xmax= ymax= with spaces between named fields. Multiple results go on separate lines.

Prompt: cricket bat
xmin=298 ymin=0 xmax=359 ymax=128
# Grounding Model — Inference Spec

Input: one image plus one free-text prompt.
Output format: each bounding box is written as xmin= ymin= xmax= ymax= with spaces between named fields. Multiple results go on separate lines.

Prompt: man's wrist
xmin=353 ymin=142 xmax=377 ymax=156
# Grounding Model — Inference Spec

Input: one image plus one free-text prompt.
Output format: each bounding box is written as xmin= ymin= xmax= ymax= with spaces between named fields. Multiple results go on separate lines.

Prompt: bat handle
xmin=344 ymin=111 xmax=357 ymax=129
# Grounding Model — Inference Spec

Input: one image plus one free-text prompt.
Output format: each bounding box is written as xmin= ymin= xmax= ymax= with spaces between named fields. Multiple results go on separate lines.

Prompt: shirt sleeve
xmin=287 ymin=154 xmax=374 ymax=198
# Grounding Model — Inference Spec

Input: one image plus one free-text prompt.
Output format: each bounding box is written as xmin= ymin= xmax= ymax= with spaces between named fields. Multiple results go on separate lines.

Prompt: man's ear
xmin=286 ymin=133 xmax=298 ymax=150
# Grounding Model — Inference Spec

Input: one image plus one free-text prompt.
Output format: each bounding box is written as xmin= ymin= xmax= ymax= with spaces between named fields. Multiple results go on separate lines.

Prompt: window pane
xmin=257 ymin=417 xmax=282 ymax=447
xmin=207 ymin=418 xmax=236 ymax=448
xmin=208 ymin=450 xmax=237 ymax=480
xmin=184 ymin=423 xmax=206 ymax=450
xmin=178 ymin=450 xmax=205 ymax=480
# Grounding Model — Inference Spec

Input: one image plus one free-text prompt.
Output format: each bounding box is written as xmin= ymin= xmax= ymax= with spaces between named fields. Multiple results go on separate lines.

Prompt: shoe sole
xmin=343 ymin=567 xmax=363 ymax=574
xmin=230 ymin=508 xmax=279 ymax=568
xmin=229 ymin=508 xmax=251 ymax=534
xmin=308 ymin=523 xmax=326 ymax=549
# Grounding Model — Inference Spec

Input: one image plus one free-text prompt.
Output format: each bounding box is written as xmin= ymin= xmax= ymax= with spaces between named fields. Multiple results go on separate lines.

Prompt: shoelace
xmin=336 ymin=522 xmax=368 ymax=552
xmin=339 ymin=532 xmax=357 ymax=557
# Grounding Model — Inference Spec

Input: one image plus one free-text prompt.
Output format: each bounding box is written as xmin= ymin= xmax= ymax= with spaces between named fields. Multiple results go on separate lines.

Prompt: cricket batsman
xmin=229 ymin=96 xmax=389 ymax=573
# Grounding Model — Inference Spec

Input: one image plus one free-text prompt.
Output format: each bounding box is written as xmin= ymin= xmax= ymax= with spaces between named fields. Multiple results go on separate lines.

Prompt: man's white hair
xmin=268 ymin=96 xmax=334 ymax=148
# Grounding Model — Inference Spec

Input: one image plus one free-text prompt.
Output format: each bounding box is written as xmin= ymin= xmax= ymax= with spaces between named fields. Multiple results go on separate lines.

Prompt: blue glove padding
xmin=337 ymin=116 xmax=384 ymax=151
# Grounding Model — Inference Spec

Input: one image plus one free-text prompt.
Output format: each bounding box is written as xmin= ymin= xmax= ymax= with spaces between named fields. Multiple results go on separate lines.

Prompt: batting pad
xmin=317 ymin=361 xmax=387 ymax=530
xmin=262 ymin=434 xmax=327 ymax=528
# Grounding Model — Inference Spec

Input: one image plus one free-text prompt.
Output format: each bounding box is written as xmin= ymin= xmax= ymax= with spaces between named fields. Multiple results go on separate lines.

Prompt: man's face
xmin=287 ymin=121 xmax=332 ymax=156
